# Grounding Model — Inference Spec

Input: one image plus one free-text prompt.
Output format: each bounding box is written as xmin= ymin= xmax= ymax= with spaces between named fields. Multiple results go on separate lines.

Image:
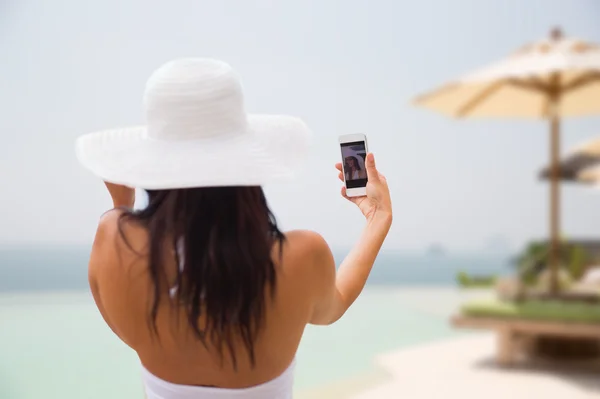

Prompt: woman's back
xmin=90 ymin=208 xmax=326 ymax=388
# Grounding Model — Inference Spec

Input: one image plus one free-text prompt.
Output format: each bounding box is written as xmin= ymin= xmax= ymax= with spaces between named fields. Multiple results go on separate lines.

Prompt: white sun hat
xmin=75 ymin=58 xmax=312 ymax=189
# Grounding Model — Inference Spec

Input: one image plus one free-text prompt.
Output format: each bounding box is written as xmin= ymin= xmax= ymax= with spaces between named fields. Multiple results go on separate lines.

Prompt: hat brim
xmin=75 ymin=115 xmax=311 ymax=189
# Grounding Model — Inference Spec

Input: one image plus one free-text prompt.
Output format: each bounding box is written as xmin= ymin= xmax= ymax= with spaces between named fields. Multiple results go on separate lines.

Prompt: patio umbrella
xmin=539 ymin=137 xmax=600 ymax=183
xmin=576 ymin=139 xmax=600 ymax=183
xmin=414 ymin=28 xmax=600 ymax=294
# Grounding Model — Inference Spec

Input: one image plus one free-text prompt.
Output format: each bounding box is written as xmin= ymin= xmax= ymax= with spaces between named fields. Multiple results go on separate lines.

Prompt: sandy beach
xmin=294 ymin=288 xmax=600 ymax=399
xmin=297 ymin=333 xmax=600 ymax=399
xmin=350 ymin=334 xmax=600 ymax=399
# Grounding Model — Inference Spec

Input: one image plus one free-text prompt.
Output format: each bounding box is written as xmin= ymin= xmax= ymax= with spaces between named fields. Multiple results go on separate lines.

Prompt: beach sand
xmin=295 ymin=288 xmax=600 ymax=398
xmin=348 ymin=334 xmax=600 ymax=399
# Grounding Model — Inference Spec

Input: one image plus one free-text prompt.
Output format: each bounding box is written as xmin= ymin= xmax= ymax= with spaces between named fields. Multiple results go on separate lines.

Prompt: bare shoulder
xmin=96 ymin=208 xmax=145 ymax=241
xmin=282 ymin=230 xmax=333 ymax=263
xmin=88 ymin=209 xmax=150 ymax=347
xmin=89 ymin=209 xmax=147 ymax=279
xmin=278 ymin=230 xmax=336 ymax=286
xmin=91 ymin=209 xmax=124 ymax=265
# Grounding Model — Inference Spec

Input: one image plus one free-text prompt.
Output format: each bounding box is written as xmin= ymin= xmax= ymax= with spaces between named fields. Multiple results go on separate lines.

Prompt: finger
xmin=341 ymin=186 xmax=356 ymax=203
xmin=335 ymin=162 xmax=343 ymax=172
xmin=338 ymin=172 xmax=344 ymax=182
xmin=365 ymin=153 xmax=379 ymax=182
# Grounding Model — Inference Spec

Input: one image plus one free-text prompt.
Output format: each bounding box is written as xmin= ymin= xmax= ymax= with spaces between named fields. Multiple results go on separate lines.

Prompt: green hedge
xmin=456 ymin=271 xmax=497 ymax=288
xmin=461 ymin=299 xmax=600 ymax=324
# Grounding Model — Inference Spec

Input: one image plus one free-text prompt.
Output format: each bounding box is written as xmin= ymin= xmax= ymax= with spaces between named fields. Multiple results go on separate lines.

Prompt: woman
xmin=344 ymin=155 xmax=367 ymax=180
xmin=77 ymin=59 xmax=392 ymax=398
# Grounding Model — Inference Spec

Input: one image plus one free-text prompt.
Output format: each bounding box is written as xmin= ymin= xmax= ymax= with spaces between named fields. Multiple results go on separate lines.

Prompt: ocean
xmin=0 ymin=247 xmax=508 ymax=398
xmin=0 ymin=246 xmax=511 ymax=292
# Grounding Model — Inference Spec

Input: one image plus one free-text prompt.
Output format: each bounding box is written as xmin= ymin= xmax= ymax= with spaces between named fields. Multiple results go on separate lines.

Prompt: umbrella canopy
xmin=414 ymin=28 xmax=600 ymax=295
xmin=415 ymin=29 xmax=600 ymax=118
xmin=579 ymin=167 xmax=600 ymax=183
xmin=539 ymin=137 xmax=600 ymax=183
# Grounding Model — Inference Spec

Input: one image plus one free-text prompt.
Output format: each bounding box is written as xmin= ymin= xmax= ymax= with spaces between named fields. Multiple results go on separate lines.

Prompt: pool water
xmin=0 ymin=287 xmax=463 ymax=398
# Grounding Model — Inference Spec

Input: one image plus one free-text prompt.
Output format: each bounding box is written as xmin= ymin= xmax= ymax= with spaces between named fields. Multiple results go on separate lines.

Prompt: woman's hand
xmin=104 ymin=181 xmax=135 ymax=209
xmin=335 ymin=153 xmax=392 ymax=224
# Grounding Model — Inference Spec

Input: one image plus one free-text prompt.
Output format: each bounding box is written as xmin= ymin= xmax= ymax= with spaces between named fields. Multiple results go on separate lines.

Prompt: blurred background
xmin=2 ymin=0 xmax=600 ymax=398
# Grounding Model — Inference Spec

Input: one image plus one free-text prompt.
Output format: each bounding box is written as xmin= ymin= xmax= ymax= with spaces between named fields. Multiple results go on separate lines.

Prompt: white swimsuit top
xmin=141 ymin=360 xmax=296 ymax=399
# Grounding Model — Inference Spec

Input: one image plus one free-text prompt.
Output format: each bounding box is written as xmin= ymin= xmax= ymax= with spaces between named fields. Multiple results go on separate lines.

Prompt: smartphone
xmin=339 ymin=134 xmax=369 ymax=197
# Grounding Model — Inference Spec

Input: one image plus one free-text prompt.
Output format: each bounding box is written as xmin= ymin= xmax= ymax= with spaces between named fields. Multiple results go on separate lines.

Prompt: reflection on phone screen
xmin=340 ymin=141 xmax=368 ymax=188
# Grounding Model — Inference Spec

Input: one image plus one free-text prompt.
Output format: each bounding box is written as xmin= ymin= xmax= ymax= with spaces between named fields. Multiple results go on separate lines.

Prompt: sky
xmin=1 ymin=0 xmax=600 ymax=253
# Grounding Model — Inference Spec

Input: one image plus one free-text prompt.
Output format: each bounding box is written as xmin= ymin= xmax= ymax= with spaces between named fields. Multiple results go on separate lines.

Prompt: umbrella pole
xmin=549 ymin=106 xmax=560 ymax=295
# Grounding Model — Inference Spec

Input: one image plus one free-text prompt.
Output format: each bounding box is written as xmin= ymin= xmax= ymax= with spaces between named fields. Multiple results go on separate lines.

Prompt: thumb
xmin=365 ymin=153 xmax=379 ymax=181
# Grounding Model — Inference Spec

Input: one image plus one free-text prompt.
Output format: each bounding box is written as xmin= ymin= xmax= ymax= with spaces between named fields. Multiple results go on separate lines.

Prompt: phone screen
xmin=341 ymin=141 xmax=368 ymax=188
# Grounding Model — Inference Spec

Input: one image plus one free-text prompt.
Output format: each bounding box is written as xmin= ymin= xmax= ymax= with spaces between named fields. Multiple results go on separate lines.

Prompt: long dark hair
xmin=344 ymin=156 xmax=362 ymax=179
xmin=117 ymin=186 xmax=284 ymax=369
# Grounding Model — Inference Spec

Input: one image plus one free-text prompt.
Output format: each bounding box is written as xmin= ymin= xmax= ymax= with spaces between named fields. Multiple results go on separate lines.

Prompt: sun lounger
xmin=452 ymin=300 xmax=600 ymax=366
